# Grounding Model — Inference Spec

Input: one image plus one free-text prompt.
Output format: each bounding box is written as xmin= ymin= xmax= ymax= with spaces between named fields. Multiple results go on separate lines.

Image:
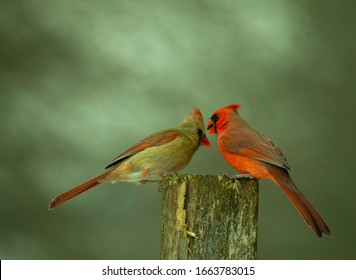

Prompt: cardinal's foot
xmin=220 ymin=173 xmax=253 ymax=180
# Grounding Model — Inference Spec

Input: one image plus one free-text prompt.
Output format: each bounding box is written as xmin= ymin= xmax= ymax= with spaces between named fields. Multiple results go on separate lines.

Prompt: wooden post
xmin=160 ymin=174 xmax=259 ymax=260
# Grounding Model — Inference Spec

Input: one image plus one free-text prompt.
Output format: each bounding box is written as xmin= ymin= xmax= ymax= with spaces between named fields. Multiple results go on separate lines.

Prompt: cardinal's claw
xmin=222 ymin=173 xmax=254 ymax=180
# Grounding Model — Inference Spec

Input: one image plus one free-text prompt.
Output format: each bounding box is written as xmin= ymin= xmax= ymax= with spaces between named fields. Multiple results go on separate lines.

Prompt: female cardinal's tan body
xmin=49 ymin=108 xmax=210 ymax=210
xmin=207 ymin=104 xmax=330 ymax=237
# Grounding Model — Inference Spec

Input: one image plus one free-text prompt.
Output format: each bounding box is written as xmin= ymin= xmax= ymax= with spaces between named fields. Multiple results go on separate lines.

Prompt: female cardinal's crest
xmin=185 ymin=107 xmax=204 ymax=123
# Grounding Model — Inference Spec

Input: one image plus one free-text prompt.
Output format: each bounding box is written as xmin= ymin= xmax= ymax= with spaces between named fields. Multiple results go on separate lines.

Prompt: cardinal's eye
xmin=197 ymin=128 xmax=203 ymax=138
xmin=211 ymin=114 xmax=219 ymax=123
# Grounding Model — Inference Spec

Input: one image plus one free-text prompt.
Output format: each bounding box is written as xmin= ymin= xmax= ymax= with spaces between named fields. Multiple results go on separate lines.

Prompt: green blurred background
xmin=1 ymin=0 xmax=355 ymax=259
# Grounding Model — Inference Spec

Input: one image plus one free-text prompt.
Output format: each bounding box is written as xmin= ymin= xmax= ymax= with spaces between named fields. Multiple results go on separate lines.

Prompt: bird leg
xmin=156 ymin=172 xmax=178 ymax=192
xmin=219 ymin=173 xmax=254 ymax=187
xmin=219 ymin=172 xmax=253 ymax=180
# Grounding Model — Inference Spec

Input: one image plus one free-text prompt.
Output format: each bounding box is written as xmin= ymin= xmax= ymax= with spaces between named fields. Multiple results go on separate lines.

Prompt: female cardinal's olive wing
xmin=220 ymin=127 xmax=291 ymax=170
xmin=105 ymin=129 xmax=180 ymax=169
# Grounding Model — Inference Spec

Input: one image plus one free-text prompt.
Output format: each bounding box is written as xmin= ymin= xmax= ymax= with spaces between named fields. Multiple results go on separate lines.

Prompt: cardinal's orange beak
xmin=206 ymin=119 xmax=216 ymax=135
xmin=201 ymin=135 xmax=211 ymax=147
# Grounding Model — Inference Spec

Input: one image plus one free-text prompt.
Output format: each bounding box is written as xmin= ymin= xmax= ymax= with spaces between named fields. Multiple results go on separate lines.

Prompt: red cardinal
xmin=49 ymin=107 xmax=210 ymax=210
xmin=207 ymin=104 xmax=330 ymax=237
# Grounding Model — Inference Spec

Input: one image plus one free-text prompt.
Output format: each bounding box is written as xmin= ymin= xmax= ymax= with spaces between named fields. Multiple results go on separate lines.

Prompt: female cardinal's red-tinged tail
xmin=48 ymin=171 xmax=110 ymax=210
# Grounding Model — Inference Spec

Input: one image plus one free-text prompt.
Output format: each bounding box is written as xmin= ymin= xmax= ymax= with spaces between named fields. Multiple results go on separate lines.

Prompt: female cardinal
xmin=49 ymin=107 xmax=210 ymax=210
xmin=207 ymin=104 xmax=330 ymax=237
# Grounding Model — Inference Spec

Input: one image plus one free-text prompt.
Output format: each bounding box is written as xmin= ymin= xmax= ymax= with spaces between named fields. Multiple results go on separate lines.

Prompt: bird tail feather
xmin=48 ymin=171 xmax=111 ymax=210
xmin=273 ymin=173 xmax=331 ymax=237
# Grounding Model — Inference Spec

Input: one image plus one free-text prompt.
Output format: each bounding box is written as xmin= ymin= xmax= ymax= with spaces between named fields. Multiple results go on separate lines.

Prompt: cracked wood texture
xmin=160 ymin=174 xmax=259 ymax=260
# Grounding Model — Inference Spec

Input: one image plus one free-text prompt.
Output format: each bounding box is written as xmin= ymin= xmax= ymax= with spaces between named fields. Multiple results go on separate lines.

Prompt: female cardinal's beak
xmin=206 ymin=120 xmax=216 ymax=134
xmin=201 ymin=135 xmax=211 ymax=147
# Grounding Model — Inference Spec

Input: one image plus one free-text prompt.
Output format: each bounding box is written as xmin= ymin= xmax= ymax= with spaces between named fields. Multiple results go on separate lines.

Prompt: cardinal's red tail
xmin=48 ymin=171 xmax=110 ymax=210
xmin=271 ymin=172 xmax=331 ymax=237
